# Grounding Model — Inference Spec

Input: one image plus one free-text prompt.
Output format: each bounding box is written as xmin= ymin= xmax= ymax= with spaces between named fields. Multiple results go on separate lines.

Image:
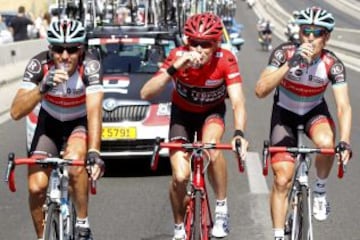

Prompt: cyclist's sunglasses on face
xmin=188 ymin=39 xmax=214 ymax=49
xmin=301 ymin=27 xmax=327 ymax=38
xmin=51 ymin=45 xmax=81 ymax=54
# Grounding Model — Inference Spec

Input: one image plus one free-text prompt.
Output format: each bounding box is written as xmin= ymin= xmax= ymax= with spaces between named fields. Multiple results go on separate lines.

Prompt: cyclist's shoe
xmin=75 ymin=226 xmax=93 ymax=240
xmin=172 ymin=233 xmax=186 ymax=240
xmin=313 ymin=192 xmax=330 ymax=221
xmin=211 ymin=212 xmax=230 ymax=238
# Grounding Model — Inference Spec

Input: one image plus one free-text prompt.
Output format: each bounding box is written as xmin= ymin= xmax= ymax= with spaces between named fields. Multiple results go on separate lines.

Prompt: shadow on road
xmin=103 ymin=156 xmax=171 ymax=178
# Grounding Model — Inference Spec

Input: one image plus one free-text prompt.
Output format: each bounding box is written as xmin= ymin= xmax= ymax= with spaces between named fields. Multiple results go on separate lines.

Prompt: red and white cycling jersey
xmin=268 ymin=42 xmax=347 ymax=115
xmin=20 ymin=51 xmax=103 ymax=121
xmin=160 ymin=46 xmax=242 ymax=113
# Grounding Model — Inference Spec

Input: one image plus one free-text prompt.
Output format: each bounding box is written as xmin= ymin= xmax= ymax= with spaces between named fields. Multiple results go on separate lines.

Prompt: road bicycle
xmin=262 ymin=125 xmax=345 ymax=240
xmin=4 ymin=153 xmax=97 ymax=240
xmin=151 ymin=136 xmax=244 ymax=240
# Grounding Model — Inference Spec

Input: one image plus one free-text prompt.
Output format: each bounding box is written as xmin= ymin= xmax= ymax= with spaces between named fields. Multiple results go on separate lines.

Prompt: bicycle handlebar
xmin=150 ymin=137 xmax=244 ymax=172
xmin=262 ymin=142 xmax=345 ymax=178
xmin=3 ymin=153 xmax=97 ymax=193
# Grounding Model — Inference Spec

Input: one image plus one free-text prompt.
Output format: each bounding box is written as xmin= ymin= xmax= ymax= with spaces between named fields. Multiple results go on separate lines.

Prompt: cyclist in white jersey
xmin=10 ymin=19 xmax=104 ymax=240
xmin=255 ymin=6 xmax=352 ymax=240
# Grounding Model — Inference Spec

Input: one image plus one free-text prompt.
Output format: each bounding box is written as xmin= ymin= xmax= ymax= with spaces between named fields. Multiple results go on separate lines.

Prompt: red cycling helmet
xmin=184 ymin=13 xmax=223 ymax=41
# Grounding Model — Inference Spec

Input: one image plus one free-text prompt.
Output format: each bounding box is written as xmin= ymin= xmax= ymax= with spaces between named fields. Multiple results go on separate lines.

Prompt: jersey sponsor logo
xmin=308 ymin=75 xmax=325 ymax=84
xmin=85 ymin=60 xmax=101 ymax=75
xmin=294 ymin=69 xmax=303 ymax=76
xmin=26 ymin=59 xmax=41 ymax=74
xmin=330 ymin=63 xmax=344 ymax=75
xmin=274 ymin=50 xmax=286 ymax=63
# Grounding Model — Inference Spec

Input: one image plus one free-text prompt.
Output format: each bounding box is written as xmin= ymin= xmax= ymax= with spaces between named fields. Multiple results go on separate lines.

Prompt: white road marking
xmin=246 ymin=152 xmax=269 ymax=194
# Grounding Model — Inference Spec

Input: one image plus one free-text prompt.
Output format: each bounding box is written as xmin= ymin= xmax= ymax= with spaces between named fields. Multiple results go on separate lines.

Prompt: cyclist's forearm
xmin=255 ymin=65 xmax=289 ymax=98
xmin=140 ymin=71 xmax=171 ymax=100
xmin=337 ymin=104 xmax=352 ymax=143
xmin=10 ymin=88 xmax=42 ymax=120
xmin=233 ymin=102 xmax=247 ymax=133
xmin=86 ymin=91 xmax=103 ymax=151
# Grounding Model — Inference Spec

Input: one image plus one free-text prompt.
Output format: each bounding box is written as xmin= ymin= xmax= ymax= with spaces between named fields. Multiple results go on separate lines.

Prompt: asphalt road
xmin=1 ymin=2 xmax=360 ymax=240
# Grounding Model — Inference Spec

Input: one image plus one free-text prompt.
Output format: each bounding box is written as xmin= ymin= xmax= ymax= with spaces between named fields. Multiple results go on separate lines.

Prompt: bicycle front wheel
xmin=193 ymin=191 xmax=202 ymax=240
xmin=288 ymin=185 xmax=311 ymax=240
xmin=44 ymin=202 xmax=60 ymax=240
xmin=300 ymin=185 xmax=311 ymax=240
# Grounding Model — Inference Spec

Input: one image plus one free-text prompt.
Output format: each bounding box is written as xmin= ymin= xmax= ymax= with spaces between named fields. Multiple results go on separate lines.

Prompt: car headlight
xmin=157 ymin=103 xmax=171 ymax=116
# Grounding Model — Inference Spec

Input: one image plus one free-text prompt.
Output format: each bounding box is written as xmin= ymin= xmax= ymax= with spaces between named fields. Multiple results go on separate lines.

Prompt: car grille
xmin=101 ymin=139 xmax=163 ymax=152
xmin=103 ymin=105 xmax=149 ymax=122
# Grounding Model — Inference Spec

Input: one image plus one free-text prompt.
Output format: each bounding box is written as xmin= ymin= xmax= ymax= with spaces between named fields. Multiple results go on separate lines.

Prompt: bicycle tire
xmin=185 ymin=196 xmax=195 ymax=240
xmin=44 ymin=202 xmax=60 ymax=240
xmin=68 ymin=200 xmax=77 ymax=239
xmin=193 ymin=191 xmax=202 ymax=240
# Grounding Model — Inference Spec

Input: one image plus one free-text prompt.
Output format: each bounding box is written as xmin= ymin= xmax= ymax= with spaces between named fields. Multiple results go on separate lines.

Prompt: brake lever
xmin=235 ymin=139 xmax=244 ymax=172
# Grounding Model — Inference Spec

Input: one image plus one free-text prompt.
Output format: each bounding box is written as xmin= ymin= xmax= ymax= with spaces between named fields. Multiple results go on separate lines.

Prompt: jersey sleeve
xmin=222 ymin=50 xmax=242 ymax=85
xmin=267 ymin=43 xmax=294 ymax=69
xmin=83 ymin=51 xmax=104 ymax=94
xmin=20 ymin=51 xmax=48 ymax=90
xmin=328 ymin=53 xmax=346 ymax=86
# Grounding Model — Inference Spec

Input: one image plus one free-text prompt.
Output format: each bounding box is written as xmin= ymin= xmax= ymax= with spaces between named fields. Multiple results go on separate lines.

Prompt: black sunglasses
xmin=51 ymin=45 xmax=81 ymax=54
xmin=301 ymin=27 xmax=327 ymax=38
xmin=188 ymin=39 xmax=214 ymax=49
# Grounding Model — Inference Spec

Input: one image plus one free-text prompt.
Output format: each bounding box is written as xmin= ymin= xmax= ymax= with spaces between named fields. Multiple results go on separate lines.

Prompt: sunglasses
xmin=301 ymin=27 xmax=327 ymax=38
xmin=188 ymin=39 xmax=214 ymax=49
xmin=51 ymin=45 xmax=81 ymax=54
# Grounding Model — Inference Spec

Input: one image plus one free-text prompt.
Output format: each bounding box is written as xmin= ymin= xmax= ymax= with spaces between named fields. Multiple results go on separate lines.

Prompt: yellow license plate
xmin=102 ymin=127 xmax=137 ymax=140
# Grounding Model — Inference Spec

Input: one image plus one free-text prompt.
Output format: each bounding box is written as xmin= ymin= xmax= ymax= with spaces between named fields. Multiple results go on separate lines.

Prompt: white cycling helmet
xmin=47 ymin=19 xmax=86 ymax=44
xmin=295 ymin=6 xmax=335 ymax=32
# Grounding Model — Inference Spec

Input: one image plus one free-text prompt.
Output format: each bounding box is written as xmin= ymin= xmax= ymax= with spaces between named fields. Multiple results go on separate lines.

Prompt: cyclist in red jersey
xmin=141 ymin=12 xmax=248 ymax=239
xmin=10 ymin=19 xmax=104 ymax=240
xmin=255 ymin=7 xmax=352 ymax=240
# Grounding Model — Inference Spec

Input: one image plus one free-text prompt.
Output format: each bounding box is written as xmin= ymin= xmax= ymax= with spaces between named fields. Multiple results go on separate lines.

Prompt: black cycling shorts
xmin=30 ymin=107 xmax=87 ymax=157
xmin=169 ymin=103 xmax=226 ymax=143
xmin=270 ymin=101 xmax=334 ymax=147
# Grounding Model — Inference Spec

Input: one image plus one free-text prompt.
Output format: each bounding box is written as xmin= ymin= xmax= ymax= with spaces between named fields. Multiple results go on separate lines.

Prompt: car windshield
xmin=98 ymin=38 xmax=176 ymax=74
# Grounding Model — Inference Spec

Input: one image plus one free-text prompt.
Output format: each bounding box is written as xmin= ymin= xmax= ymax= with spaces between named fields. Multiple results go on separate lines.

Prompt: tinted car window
xmin=99 ymin=39 xmax=175 ymax=74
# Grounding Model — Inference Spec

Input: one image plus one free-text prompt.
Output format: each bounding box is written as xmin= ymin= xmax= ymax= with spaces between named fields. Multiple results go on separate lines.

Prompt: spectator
xmin=38 ymin=12 xmax=51 ymax=39
xmin=9 ymin=6 xmax=34 ymax=41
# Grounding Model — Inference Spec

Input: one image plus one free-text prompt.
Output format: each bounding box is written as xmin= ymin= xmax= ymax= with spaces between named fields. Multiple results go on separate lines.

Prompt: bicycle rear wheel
xmin=44 ymin=202 xmax=60 ymax=240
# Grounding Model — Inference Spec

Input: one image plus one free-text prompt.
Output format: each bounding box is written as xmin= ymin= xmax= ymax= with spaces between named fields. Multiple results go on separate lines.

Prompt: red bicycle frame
xmin=151 ymin=137 xmax=243 ymax=240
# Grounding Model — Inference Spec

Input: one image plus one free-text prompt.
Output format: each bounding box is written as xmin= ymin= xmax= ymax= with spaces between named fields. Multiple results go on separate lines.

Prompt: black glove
xmin=336 ymin=141 xmax=353 ymax=159
xmin=86 ymin=150 xmax=105 ymax=178
xmin=39 ymin=70 xmax=56 ymax=94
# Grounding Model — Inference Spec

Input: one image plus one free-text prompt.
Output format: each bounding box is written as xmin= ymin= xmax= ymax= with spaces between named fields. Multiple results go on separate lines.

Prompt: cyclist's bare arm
xmin=10 ymin=88 xmax=42 ymax=120
xmin=140 ymin=51 xmax=195 ymax=100
xmin=333 ymin=84 xmax=352 ymax=163
xmin=86 ymin=91 xmax=103 ymax=151
xmin=140 ymin=69 xmax=172 ymax=100
xmin=227 ymin=83 xmax=246 ymax=133
xmin=227 ymin=82 xmax=248 ymax=157
xmin=255 ymin=64 xmax=289 ymax=98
